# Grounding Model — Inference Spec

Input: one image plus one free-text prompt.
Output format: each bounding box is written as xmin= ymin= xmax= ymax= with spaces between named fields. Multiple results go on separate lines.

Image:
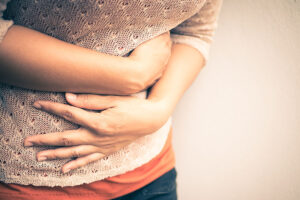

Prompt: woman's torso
xmin=0 ymin=0 xmax=205 ymax=187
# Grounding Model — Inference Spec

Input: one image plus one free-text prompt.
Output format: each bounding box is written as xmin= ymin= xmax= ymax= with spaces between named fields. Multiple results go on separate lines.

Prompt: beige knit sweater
xmin=0 ymin=0 xmax=222 ymax=187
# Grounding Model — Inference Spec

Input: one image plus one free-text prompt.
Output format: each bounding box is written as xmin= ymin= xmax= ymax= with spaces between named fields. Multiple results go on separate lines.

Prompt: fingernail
xmin=33 ymin=102 xmax=42 ymax=109
xmin=66 ymin=93 xmax=77 ymax=101
xmin=24 ymin=140 xmax=33 ymax=147
xmin=63 ymin=168 xmax=71 ymax=173
xmin=37 ymin=156 xmax=47 ymax=162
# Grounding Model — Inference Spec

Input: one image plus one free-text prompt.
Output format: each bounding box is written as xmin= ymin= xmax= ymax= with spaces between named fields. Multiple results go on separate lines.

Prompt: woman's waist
xmin=0 ymin=84 xmax=172 ymax=186
xmin=0 ymin=118 xmax=172 ymax=187
xmin=0 ymin=84 xmax=77 ymax=136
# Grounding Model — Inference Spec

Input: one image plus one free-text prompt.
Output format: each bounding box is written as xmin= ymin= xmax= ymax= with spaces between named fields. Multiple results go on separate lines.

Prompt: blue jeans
xmin=113 ymin=168 xmax=177 ymax=200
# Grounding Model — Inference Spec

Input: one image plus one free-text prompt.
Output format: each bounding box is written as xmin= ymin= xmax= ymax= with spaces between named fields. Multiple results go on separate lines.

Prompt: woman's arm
xmin=148 ymin=43 xmax=204 ymax=115
xmin=23 ymin=0 xmax=223 ymax=172
xmin=0 ymin=25 xmax=171 ymax=95
xmin=149 ymin=0 xmax=223 ymax=108
xmin=23 ymin=43 xmax=206 ymax=173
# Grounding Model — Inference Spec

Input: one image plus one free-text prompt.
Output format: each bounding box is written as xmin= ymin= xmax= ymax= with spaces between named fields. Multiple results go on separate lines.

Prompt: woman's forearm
xmin=0 ymin=25 xmax=148 ymax=95
xmin=148 ymin=43 xmax=205 ymax=114
xmin=23 ymin=43 xmax=207 ymax=171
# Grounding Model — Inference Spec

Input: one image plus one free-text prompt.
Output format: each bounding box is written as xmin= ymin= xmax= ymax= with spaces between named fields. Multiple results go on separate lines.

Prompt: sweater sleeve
xmin=170 ymin=0 xmax=223 ymax=63
xmin=0 ymin=0 xmax=13 ymax=43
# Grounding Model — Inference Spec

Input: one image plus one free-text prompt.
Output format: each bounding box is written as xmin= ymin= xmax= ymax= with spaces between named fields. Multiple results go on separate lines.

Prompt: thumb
xmin=65 ymin=93 xmax=120 ymax=110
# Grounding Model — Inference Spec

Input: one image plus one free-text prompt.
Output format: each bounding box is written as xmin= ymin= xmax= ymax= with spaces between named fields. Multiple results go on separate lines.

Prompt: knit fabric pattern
xmin=0 ymin=0 xmax=222 ymax=187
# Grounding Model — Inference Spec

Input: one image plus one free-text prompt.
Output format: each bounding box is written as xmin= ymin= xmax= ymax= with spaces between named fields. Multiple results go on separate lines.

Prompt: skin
xmin=0 ymin=25 xmax=172 ymax=94
xmin=25 ymin=44 xmax=205 ymax=173
xmin=0 ymin=25 xmax=205 ymax=173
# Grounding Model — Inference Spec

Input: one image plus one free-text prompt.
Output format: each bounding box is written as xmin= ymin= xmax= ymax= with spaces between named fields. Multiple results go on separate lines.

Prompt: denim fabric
xmin=113 ymin=168 xmax=177 ymax=200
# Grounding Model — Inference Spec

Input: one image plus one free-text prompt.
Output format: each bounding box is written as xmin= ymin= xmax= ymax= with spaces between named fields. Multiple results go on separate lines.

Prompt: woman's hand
xmin=24 ymin=93 xmax=171 ymax=173
xmin=128 ymin=32 xmax=172 ymax=92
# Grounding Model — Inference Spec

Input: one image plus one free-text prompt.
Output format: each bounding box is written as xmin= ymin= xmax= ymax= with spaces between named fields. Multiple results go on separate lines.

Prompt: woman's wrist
xmin=148 ymin=96 xmax=174 ymax=122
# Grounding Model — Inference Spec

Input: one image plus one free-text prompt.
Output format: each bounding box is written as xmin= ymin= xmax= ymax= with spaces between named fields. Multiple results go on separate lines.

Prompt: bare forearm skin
xmin=0 ymin=25 xmax=142 ymax=95
xmin=148 ymin=43 xmax=205 ymax=115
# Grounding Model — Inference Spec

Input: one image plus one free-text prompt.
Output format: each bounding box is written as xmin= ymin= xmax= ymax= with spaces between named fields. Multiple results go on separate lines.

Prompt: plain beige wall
xmin=172 ymin=0 xmax=300 ymax=199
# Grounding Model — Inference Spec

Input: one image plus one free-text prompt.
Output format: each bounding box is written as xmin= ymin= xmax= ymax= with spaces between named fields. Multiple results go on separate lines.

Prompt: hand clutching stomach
xmin=23 ymin=32 xmax=173 ymax=174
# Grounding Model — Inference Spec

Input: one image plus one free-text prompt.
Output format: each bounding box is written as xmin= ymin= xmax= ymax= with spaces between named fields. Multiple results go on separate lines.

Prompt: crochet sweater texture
xmin=0 ymin=0 xmax=222 ymax=187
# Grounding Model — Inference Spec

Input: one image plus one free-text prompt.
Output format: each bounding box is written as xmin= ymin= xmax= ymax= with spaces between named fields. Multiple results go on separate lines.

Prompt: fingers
xmin=62 ymin=153 xmax=105 ymax=173
xmin=33 ymin=100 xmax=99 ymax=127
xmin=36 ymin=145 xmax=102 ymax=161
xmin=32 ymin=100 xmax=116 ymax=134
xmin=65 ymin=93 xmax=131 ymax=110
xmin=24 ymin=129 xmax=93 ymax=147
